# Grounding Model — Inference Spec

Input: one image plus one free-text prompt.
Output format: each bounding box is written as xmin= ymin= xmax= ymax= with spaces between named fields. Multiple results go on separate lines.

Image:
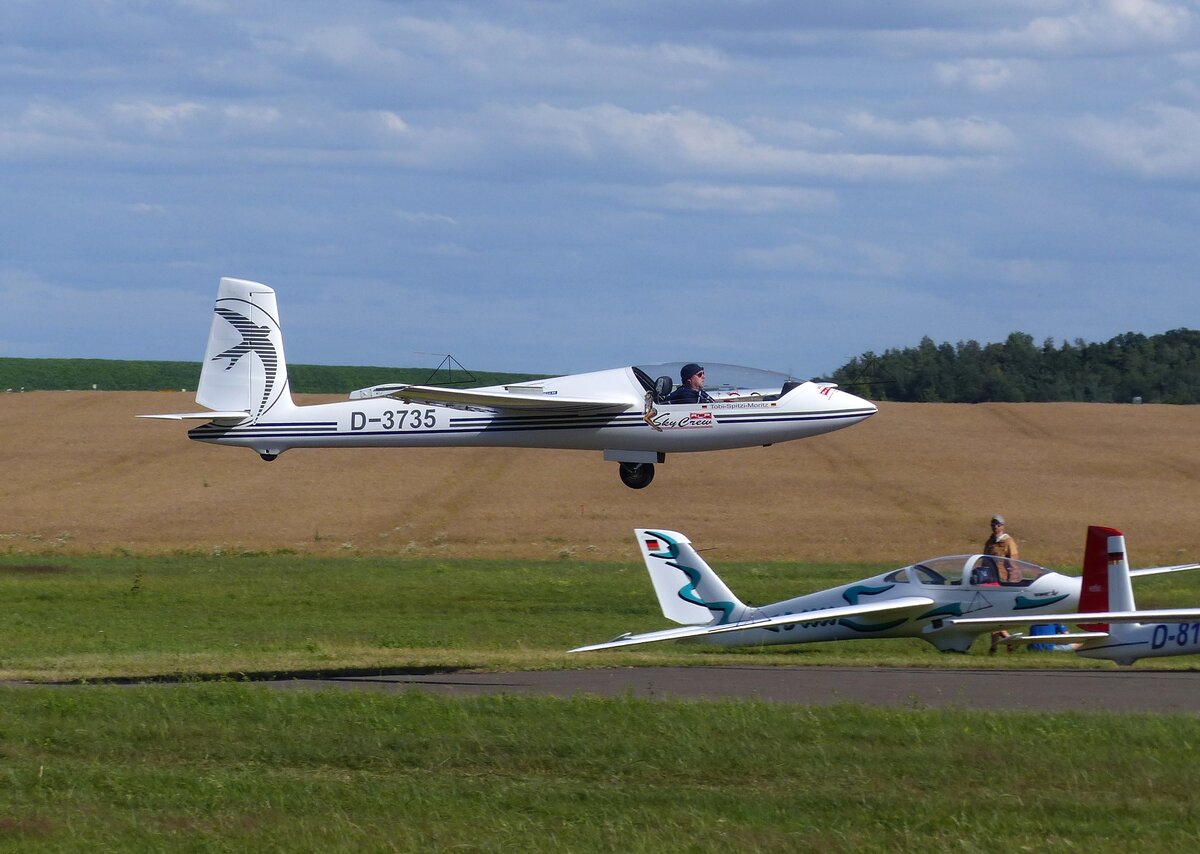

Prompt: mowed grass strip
xmin=1 ymin=685 xmax=1199 ymax=851
xmin=4 ymin=553 xmax=1200 ymax=680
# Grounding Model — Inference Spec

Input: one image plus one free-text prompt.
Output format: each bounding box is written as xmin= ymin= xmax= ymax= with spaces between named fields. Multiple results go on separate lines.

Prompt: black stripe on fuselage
xmin=188 ymin=408 xmax=872 ymax=441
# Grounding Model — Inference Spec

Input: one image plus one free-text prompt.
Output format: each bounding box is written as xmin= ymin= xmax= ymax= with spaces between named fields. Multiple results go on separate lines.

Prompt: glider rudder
xmin=635 ymin=529 xmax=746 ymax=626
xmin=196 ymin=277 xmax=295 ymax=423
xmin=1079 ymin=525 xmax=1135 ymax=631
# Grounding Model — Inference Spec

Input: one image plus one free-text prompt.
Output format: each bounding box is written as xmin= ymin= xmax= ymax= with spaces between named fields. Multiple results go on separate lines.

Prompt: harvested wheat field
xmin=1 ymin=390 xmax=1197 ymax=565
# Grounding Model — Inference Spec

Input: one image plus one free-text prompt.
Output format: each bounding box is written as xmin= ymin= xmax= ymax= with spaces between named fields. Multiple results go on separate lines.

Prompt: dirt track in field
xmin=1 ymin=391 xmax=1197 ymax=566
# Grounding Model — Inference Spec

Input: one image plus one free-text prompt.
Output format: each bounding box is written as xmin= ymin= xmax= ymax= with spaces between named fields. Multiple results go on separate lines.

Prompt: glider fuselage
xmin=186 ymin=366 xmax=875 ymax=457
xmin=699 ymin=561 xmax=1081 ymax=649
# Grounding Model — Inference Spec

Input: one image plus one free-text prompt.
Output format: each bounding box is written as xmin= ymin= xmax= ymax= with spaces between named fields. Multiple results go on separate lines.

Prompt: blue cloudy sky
xmin=2 ymin=1 xmax=1197 ymax=377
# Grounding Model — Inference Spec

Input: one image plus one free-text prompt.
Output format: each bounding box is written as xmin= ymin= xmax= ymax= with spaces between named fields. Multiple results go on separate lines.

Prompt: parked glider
xmin=140 ymin=278 xmax=877 ymax=488
xmin=569 ymin=528 xmax=1198 ymax=654
xmin=952 ymin=526 xmax=1200 ymax=665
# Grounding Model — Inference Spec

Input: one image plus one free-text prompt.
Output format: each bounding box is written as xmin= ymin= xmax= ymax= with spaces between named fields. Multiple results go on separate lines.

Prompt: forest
xmin=0 ymin=357 xmax=540 ymax=395
xmin=830 ymin=328 xmax=1200 ymax=403
xmin=4 ymin=327 xmax=1199 ymax=403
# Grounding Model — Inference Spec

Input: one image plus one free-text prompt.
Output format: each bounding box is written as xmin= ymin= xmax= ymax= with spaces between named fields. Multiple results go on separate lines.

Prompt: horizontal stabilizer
xmin=569 ymin=595 xmax=935 ymax=653
xmin=349 ymin=383 xmax=634 ymax=414
xmin=348 ymin=384 xmax=406 ymax=400
xmin=137 ymin=411 xmax=249 ymax=425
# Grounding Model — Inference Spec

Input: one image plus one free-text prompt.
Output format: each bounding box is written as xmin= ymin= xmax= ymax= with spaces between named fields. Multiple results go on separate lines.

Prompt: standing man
xmin=984 ymin=515 xmax=1019 ymax=577
xmin=985 ymin=514 xmax=1020 ymax=654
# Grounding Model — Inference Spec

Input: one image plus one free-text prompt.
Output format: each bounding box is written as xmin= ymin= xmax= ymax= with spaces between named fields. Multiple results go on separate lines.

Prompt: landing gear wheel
xmin=618 ymin=462 xmax=655 ymax=489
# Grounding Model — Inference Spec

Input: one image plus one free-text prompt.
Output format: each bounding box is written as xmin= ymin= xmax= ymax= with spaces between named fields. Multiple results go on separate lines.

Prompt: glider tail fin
xmin=1079 ymin=525 xmax=1136 ymax=631
xmin=196 ymin=278 xmax=295 ymax=422
xmin=635 ymin=529 xmax=746 ymax=626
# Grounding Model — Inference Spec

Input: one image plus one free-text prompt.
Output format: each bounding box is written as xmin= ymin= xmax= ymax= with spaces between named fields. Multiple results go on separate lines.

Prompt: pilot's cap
xmin=991 ymin=514 xmax=1006 ymax=525
xmin=681 ymin=363 xmax=704 ymax=383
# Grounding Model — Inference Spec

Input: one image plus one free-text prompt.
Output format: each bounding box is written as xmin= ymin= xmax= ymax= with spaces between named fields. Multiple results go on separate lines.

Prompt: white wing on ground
xmin=569 ymin=595 xmax=935 ymax=653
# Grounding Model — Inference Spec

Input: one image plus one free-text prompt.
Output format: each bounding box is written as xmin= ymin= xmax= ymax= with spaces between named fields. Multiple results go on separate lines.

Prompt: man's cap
xmin=991 ymin=515 xmax=1006 ymax=525
xmin=681 ymin=363 xmax=704 ymax=382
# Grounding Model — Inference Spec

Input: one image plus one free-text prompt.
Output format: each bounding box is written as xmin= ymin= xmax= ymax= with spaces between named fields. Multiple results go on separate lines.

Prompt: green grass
xmin=1 ymin=685 xmax=1198 ymax=851
xmin=4 ymin=555 xmax=1200 ymax=850
xmin=3 ymin=553 xmax=1200 ymax=681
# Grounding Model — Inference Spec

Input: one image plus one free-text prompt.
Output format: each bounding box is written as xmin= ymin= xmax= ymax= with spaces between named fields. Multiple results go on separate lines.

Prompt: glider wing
xmin=349 ymin=383 xmax=633 ymax=415
xmin=568 ymin=595 xmax=935 ymax=653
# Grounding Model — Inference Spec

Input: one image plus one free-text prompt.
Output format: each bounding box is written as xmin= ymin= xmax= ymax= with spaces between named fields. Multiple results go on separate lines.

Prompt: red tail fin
xmin=1079 ymin=525 xmax=1122 ymax=631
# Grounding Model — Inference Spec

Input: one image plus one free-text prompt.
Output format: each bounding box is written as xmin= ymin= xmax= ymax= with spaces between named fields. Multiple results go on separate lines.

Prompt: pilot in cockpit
xmin=668 ymin=363 xmax=715 ymax=405
xmin=971 ymin=556 xmax=1001 ymax=587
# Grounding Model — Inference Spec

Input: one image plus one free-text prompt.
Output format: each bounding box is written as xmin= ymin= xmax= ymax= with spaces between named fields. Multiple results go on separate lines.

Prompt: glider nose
xmin=848 ymin=389 xmax=877 ymax=418
xmin=822 ymin=385 xmax=877 ymax=426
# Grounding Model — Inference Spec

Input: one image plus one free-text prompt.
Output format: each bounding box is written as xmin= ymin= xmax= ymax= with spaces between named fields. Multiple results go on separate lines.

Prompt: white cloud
xmin=391 ymin=16 xmax=541 ymax=59
xmin=1077 ymin=104 xmax=1200 ymax=176
xmin=297 ymin=23 xmax=415 ymax=74
xmin=222 ymin=105 xmax=282 ymax=126
xmin=300 ymin=15 xmax=728 ymax=98
xmin=377 ymin=111 xmax=409 ymax=134
xmin=846 ymin=111 xmax=1017 ymax=151
xmin=740 ymin=235 xmax=910 ymax=278
xmin=394 ymin=210 xmax=458 ymax=226
xmin=508 ymin=103 xmax=965 ymax=180
xmin=745 ymin=117 xmax=843 ymax=149
xmin=935 ymin=58 xmax=1024 ymax=92
xmin=19 ymin=102 xmax=97 ymax=135
xmin=111 ymin=100 xmax=206 ymax=131
xmin=627 ymin=182 xmax=838 ymax=214
xmin=3 ymin=2 xmax=1199 ymax=373
xmin=1020 ymin=0 xmax=1193 ymax=51
xmin=878 ymin=0 xmax=1193 ymax=58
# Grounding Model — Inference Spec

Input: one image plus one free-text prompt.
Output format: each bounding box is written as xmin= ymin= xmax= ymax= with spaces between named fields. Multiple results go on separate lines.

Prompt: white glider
xmin=570 ymin=529 xmax=1098 ymax=653
xmin=952 ymin=526 xmax=1200 ymax=665
xmin=142 ymin=278 xmax=877 ymax=488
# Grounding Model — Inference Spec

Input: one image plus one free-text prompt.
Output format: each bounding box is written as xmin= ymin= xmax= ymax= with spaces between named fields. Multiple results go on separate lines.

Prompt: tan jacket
xmin=983 ymin=532 xmax=1018 ymax=560
xmin=983 ymin=533 xmax=1020 ymax=582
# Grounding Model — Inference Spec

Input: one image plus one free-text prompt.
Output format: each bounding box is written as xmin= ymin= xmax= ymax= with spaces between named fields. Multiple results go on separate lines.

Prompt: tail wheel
xmin=618 ymin=462 xmax=655 ymax=489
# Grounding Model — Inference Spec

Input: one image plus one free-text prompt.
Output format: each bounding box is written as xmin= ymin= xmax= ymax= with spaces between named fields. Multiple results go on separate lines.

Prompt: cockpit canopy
xmin=884 ymin=555 xmax=1056 ymax=588
xmin=633 ymin=362 xmax=808 ymax=403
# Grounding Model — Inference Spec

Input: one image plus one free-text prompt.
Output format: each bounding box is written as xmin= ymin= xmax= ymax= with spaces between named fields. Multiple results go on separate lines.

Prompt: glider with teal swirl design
xmin=837 ymin=582 xmax=907 ymax=633
xmin=1014 ymin=593 xmax=1069 ymax=610
xmin=646 ymin=530 xmax=736 ymax=625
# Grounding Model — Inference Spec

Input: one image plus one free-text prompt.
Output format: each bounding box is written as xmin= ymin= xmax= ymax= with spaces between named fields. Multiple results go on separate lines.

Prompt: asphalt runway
xmin=268 ymin=666 xmax=1200 ymax=714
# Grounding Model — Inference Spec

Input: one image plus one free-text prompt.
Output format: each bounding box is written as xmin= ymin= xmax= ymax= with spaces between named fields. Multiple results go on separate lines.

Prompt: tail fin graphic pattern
xmin=635 ymin=529 xmax=746 ymax=626
xmin=196 ymin=278 xmax=292 ymax=421
xmin=1079 ymin=525 xmax=1135 ymax=631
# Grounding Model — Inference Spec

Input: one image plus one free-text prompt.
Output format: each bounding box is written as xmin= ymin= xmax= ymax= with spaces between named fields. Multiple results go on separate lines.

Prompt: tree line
xmin=830 ymin=329 xmax=1200 ymax=404
xmin=5 ymin=328 xmax=1199 ymax=403
xmin=0 ymin=357 xmax=542 ymax=394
